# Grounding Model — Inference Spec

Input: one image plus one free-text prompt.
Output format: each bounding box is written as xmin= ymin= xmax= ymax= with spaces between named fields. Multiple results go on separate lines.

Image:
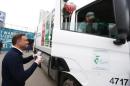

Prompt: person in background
xmin=2 ymin=34 xmax=43 ymax=86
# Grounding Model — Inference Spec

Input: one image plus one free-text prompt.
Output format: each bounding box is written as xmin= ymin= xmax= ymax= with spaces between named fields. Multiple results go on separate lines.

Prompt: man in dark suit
xmin=2 ymin=34 xmax=43 ymax=86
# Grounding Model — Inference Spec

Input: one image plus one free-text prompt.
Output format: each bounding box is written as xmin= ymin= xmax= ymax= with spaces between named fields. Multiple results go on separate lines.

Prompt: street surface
xmin=0 ymin=51 xmax=56 ymax=86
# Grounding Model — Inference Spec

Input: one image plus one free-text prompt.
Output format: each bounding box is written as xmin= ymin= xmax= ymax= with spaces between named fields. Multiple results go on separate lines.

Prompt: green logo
xmin=94 ymin=56 xmax=100 ymax=64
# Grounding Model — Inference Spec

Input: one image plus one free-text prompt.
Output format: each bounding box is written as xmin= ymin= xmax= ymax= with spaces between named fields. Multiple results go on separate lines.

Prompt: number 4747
xmin=110 ymin=78 xmax=129 ymax=86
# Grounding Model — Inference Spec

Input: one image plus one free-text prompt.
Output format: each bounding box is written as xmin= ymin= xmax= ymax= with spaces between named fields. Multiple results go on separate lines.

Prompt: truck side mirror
xmin=113 ymin=0 xmax=129 ymax=45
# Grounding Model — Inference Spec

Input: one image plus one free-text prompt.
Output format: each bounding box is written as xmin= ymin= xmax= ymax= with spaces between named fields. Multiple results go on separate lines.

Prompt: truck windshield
xmin=76 ymin=0 xmax=117 ymax=38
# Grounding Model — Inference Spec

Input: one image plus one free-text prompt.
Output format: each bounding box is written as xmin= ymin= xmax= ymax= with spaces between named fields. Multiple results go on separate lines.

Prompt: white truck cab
xmin=34 ymin=0 xmax=130 ymax=86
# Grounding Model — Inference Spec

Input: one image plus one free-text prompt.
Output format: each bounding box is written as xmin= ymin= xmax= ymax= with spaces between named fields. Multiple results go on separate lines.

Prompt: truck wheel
xmin=59 ymin=73 xmax=81 ymax=86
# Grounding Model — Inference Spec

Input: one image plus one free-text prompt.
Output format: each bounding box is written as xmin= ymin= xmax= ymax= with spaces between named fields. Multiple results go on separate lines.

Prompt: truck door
xmin=75 ymin=0 xmax=130 ymax=85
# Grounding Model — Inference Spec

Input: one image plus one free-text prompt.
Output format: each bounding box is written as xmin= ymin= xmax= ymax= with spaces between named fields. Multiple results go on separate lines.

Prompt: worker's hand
xmin=34 ymin=56 xmax=44 ymax=65
xmin=33 ymin=54 xmax=37 ymax=59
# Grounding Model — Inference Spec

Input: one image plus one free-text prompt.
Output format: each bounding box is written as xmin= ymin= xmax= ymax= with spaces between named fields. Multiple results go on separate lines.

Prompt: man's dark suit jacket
xmin=2 ymin=48 xmax=38 ymax=86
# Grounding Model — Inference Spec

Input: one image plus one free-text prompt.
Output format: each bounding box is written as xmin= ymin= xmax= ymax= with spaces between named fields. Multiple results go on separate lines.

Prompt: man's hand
xmin=34 ymin=56 xmax=43 ymax=65
xmin=33 ymin=51 xmax=42 ymax=59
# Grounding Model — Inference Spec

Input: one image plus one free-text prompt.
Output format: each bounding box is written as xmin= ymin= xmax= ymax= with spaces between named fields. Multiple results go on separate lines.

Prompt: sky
xmin=0 ymin=0 xmax=56 ymax=32
xmin=0 ymin=0 xmax=95 ymax=32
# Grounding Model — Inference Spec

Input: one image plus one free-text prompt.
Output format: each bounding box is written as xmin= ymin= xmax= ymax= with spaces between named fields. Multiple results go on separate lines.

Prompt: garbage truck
xmin=34 ymin=0 xmax=130 ymax=86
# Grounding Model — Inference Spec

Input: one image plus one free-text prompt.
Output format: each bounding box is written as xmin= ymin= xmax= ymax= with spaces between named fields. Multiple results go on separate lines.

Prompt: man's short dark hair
xmin=12 ymin=34 xmax=25 ymax=45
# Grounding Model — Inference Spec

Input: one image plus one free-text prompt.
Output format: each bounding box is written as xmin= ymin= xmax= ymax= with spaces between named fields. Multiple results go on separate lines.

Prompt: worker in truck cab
xmin=78 ymin=12 xmax=97 ymax=34
xmin=78 ymin=12 xmax=109 ymax=37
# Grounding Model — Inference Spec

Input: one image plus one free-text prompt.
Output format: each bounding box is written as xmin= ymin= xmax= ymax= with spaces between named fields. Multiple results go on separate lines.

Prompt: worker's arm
xmin=23 ymin=55 xmax=33 ymax=64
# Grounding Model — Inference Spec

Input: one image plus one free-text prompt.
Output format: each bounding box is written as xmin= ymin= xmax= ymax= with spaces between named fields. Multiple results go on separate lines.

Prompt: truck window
xmin=76 ymin=0 xmax=117 ymax=38
xmin=61 ymin=1 xmax=76 ymax=30
xmin=62 ymin=15 xmax=71 ymax=30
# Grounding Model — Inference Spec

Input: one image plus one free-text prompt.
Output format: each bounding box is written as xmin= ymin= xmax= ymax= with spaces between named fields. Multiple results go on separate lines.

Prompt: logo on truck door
xmin=92 ymin=50 xmax=109 ymax=71
xmin=94 ymin=56 xmax=100 ymax=64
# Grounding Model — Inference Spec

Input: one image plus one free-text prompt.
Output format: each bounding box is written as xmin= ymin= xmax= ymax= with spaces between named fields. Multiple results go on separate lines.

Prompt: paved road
xmin=0 ymin=51 xmax=56 ymax=86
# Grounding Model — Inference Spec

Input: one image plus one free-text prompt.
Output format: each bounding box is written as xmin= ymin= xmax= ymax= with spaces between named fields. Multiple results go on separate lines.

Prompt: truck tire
xmin=59 ymin=73 xmax=81 ymax=86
